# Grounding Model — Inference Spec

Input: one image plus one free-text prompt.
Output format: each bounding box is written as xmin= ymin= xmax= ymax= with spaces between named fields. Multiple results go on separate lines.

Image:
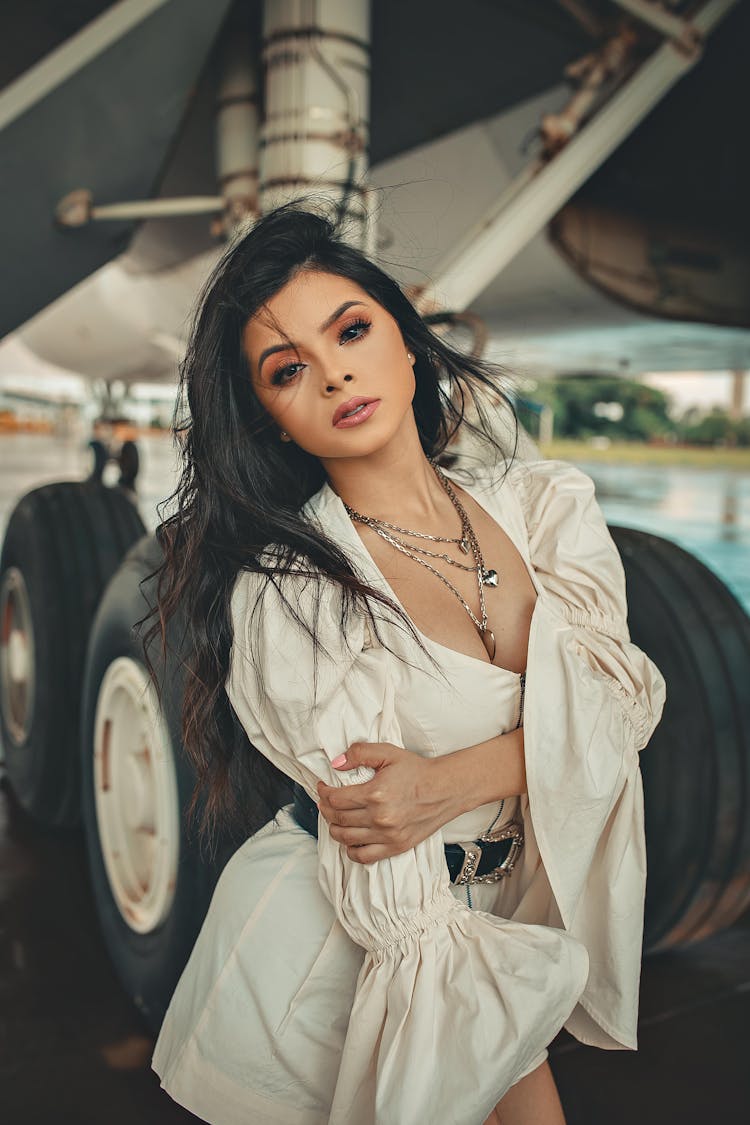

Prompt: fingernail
xmin=331 ymin=753 xmax=347 ymax=767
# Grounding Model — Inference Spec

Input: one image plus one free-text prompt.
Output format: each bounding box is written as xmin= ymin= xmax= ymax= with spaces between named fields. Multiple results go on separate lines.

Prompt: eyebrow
xmin=256 ymin=300 xmax=367 ymax=376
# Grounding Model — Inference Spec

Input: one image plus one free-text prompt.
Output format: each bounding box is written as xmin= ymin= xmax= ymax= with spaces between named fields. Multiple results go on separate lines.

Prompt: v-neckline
xmin=316 ymin=464 xmax=541 ymax=677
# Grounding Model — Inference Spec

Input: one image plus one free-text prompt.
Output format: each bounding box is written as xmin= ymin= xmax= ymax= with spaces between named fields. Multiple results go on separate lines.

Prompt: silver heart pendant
xmin=481 ymin=568 xmax=499 ymax=587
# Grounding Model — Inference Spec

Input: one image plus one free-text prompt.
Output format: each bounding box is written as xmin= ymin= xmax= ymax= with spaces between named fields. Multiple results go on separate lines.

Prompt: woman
xmin=148 ymin=202 xmax=666 ymax=1125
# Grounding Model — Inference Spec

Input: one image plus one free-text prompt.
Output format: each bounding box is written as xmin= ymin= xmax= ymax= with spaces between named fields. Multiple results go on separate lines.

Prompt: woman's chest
xmin=391 ymin=647 xmax=525 ymax=758
xmin=360 ymin=485 xmax=537 ymax=675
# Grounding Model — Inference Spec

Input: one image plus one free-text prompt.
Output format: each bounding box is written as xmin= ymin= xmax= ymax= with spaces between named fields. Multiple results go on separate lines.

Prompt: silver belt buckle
xmin=453 ymin=821 xmax=525 ymax=885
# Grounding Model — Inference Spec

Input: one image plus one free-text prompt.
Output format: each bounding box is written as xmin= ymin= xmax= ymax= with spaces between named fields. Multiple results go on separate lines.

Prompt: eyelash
xmin=270 ymin=317 xmax=373 ymax=386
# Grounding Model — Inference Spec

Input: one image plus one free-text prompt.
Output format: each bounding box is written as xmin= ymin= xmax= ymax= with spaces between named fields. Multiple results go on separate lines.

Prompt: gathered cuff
xmin=328 ymin=896 xmax=589 ymax=1125
xmin=362 ymin=893 xmax=463 ymax=955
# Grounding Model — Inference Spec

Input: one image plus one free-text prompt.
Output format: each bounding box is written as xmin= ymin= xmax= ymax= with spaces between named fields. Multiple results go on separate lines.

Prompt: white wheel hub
xmin=0 ymin=567 xmax=36 ymax=745
xmin=93 ymin=656 xmax=180 ymax=933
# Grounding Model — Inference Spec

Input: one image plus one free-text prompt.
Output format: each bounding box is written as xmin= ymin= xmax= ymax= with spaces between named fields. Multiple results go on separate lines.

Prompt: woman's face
xmin=242 ymin=269 xmax=417 ymax=463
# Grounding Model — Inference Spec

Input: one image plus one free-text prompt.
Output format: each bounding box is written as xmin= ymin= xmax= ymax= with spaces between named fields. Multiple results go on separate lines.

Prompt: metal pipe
xmin=417 ymin=0 xmax=738 ymax=314
xmin=54 ymin=189 xmax=223 ymax=226
xmin=260 ymin=0 xmax=372 ymax=248
xmin=542 ymin=27 xmax=638 ymax=152
xmin=215 ymin=27 xmax=260 ymax=233
xmin=90 ymin=197 xmax=224 ymax=219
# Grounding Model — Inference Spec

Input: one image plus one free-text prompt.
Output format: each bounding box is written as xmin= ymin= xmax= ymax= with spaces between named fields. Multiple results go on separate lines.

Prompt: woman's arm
xmin=438 ymin=725 xmax=526 ymax=813
xmin=317 ymin=727 xmax=526 ymax=861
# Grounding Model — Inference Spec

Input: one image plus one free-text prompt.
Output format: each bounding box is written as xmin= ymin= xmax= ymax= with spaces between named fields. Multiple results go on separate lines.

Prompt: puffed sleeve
xmin=510 ymin=458 xmax=666 ymax=750
xmin=507 ymin=458 xmax=667 ymax=1048
xmin=226 ymin=566 xmax=590 ymax=1125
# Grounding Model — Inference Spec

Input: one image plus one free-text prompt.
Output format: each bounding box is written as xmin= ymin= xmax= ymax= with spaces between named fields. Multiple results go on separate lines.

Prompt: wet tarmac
xmin=0 ymin=778 xmax=199 ymax=1125
xmin=1 ymin=770 xmax=748 ymax=1125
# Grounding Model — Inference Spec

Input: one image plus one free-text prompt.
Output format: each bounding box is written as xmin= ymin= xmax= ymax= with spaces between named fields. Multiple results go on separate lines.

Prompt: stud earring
xmin=279 ymin=430 xmax=291 ymax=442
xmin=407 ymin=351 xmax=415 ymax=364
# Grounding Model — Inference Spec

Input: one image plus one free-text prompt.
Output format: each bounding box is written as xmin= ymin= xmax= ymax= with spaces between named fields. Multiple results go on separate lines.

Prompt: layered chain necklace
xmin=343 ymin=462 xmax=500 ymax=661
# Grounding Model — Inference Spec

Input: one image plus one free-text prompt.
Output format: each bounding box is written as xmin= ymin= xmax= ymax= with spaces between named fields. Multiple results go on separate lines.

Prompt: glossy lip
xmin=332 ymin=396 xmax=380 ymax=427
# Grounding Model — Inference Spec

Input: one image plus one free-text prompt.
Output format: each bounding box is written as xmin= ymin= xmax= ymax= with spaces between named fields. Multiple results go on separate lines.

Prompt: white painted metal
xmin=10 ymin=74 xmax=749 ymax=382
xmin=0 ymin=567 xmax=36 ymax=746
xmin=418 ymin=0 xmax=738 ymax=315
xmin=260 ymin=0 xmax=371 ymax=245
xmin=61 ymin=195 xmax=224 ymax=224
xmin=215 ymin=31 xmax=260 ymax=230
xmin=610 ymin=0 xmax=699 ymax=42
xmin=15 ymin=246 xmax=220 ymax=381
xmin=0 ymin=0 xmax=171 ymax=132
xmin=93 ymin=656 xmax=180 ymax=934
xmin=691 ymin=0 xmax=740 ymax=33
xmin=92 ymin=198 xmax=223 ymax=220
xmin=7 ymin=0 xmax=748 ymax=381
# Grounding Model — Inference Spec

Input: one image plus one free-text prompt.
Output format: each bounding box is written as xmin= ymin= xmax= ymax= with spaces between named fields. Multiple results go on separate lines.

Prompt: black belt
xmin=291 ymin=782 xmax=524 ymax=885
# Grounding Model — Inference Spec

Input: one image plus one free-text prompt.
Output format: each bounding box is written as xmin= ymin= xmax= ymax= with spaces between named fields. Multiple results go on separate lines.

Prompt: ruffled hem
xmin=328 ymin=901 xmax=590 ymax=1125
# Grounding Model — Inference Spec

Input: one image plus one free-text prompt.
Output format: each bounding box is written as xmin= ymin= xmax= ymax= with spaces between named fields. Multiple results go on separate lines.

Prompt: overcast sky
xmin=641 ymin=371 xmax=744 ymax=416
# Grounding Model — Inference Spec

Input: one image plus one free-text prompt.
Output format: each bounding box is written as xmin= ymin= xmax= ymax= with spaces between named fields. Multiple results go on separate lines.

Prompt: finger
xmin=345 ymin=843 xmax=391 ymax=865
xmin=343 ymin=741 xmax=396 ymax=770
xmin=325 ymin=809 xmax=373 ymax=831
xmin=328 ymin=825 xmax=378 ymax=847
xmin=318 ymin=785 xmax=370 ymax=810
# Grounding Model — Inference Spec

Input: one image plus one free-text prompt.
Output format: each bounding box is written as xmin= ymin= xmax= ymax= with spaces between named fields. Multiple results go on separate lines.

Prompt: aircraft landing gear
xmin=87 ymin=435 xmax=140 ymax=492
xmin=118 ymin=440 xmax=140 ymax=491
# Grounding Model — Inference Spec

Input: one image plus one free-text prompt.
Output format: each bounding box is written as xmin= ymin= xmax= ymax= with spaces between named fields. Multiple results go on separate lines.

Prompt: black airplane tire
xmin=609 ymin=526 xmax=750 ymax=952
xmin=0 ymin=481 xmax=146 ymax=828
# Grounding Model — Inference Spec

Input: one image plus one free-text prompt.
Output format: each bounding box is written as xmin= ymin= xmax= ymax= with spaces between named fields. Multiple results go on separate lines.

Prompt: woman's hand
xmin=316 ymin=743 xmax=459 ymax=864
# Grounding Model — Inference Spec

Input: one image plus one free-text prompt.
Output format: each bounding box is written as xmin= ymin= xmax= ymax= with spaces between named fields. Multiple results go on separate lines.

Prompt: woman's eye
xmin=338 ymin=318 xmax=372 ymax=344
xmin=271 ymin=363 xmax=304 ymax=386
xmin=268 ymin=319 xmax=370 ymax=384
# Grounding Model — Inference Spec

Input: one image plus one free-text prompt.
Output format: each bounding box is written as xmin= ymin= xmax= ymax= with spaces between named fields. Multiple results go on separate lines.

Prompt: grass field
xmin=538 ymin=439 xmax=750 ymax=470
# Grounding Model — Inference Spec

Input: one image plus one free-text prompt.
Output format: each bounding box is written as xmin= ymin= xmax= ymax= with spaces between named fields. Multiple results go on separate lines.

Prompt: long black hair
xmin=140 ymin=199 xmax=519 ymax=853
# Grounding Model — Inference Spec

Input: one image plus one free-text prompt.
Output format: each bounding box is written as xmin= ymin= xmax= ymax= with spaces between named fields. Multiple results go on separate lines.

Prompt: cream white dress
xmin=152 ymin=457 xmax=667 ymax=1125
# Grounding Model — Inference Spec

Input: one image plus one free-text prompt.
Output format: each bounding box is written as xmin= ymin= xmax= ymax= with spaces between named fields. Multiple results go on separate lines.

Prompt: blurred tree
xmin=675 ymin=406 xmax=750 ymax=447
xmin=529 ymin=374 xmax=675 ymax=441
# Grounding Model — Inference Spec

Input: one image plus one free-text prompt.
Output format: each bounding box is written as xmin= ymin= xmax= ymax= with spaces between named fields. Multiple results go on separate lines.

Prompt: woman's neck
xmin=322 ymin=418 xmax=450 ymax=527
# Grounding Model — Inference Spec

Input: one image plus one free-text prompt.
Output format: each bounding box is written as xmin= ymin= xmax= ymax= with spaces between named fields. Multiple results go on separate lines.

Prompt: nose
xmin=323 ymin=371 xmax=354 ymax=394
